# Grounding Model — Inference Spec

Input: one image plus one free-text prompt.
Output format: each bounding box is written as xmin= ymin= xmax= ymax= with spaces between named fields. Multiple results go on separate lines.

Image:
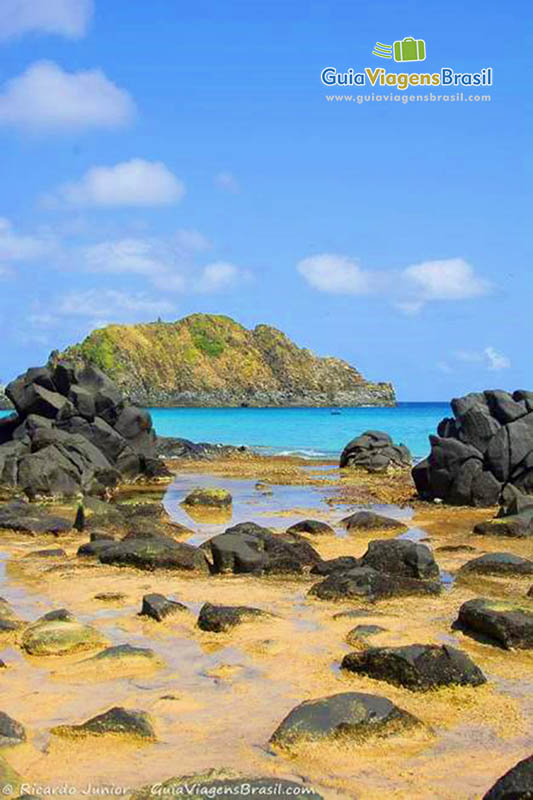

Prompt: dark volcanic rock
xmin=341 ymin=644 xmax=486 ymax=690
xmin=360 ymin=539 xmax=440 ymax=580
xmin=269 ymin=692 xmax=421 ymax=748
xmin=156 ymin=436 xmax=247 ymax=460
xmin=456 ymin=598 xmax=533 ymax=649
xmin=0 ymin=501 xmax=72 ymax=534
xmin=0 ymin=712 xmax=26 ymax=746
xmin=286 ymin=519 xmax=335 ymax=536
xmin=341 ymin=511 xmax=408 ymax=533
xmin=99 ymin=537 xmax=209 ymax=572
xmin=459 ymin=553 xmax=533 ymax=577
xmin=311 ymin=556 xmax=360 ymax=576
xmin=473 ymin=511 xmax=533 ymax=539
xmin=483 ymin=754 xmax=533 ymax=800
xmin=140 ymin=593 xmax=187 ymax=621
xmin=205 ymin=521 xmax=321 ymax=575
xmin=309 ymin=566 xmax=441 ymax=602
xmin=53 ymin=706 xmax=155 ymax=739
xmin=197 ymin=602 xmax=272 ymax=632
xmin=413 ymin=389 xmax=533 ymax=506
xmin=0 ymin=361 xmax=160 ymax=498
xmin=340 ymin=431 xmax=411 ymax=472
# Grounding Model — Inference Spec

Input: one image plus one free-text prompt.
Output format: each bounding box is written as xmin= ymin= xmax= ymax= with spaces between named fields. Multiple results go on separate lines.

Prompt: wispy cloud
xmin=0 ymin=217 xmax=56 ymax=270
xmin=214 ymin=171 xmax=239 ymax=193
xmin=449 ymin=346 xmax=511 ymax=372
xmin=0 ymin=61 xmax=135 ymax=132
xmin=46 ymin=159 xmax=185 ymax=207
xmin=58 ymin=289 xmax=175 ymax=319
xmin=0 ymin=0 xmax=93 ymax=40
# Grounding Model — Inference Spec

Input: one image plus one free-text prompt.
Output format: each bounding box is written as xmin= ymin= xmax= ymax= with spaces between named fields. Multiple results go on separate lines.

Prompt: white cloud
xmin=195 ymin=262 xmax=244 ymax=293
xmin=297 ymin=252 xmax=492 ymax=312
xmin=58 ymin=289 xmax=174 ymax=319
xmin=0 ymin=0 xmax=93 ymax=40
xmin=80 ymin=236 xmax=246 ymax=295
xmin=50 ymin=159 xmax=185 ymax=207
xmin=484 ymin=346 xmax=510 ymax=371
xmin=214 ymin=171 xmax=239 ymax=193
xmin=297 ymin=254 xmax=372 ymax=295
xmin=0 ymin=217 xmax=55 ymax=266
xmin=0 ymin=61 xmax=135 ymax=132
xmin=403 ymin=258 xmax=492 ymax=301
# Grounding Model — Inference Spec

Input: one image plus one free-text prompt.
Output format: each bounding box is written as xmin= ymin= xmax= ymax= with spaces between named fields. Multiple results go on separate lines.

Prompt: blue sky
xmin=0 ymin=0 xmax=530 ymax=400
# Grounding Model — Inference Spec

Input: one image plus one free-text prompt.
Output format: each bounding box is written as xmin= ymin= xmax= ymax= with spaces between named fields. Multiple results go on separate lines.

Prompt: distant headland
xmin=49 ymin=313 xmax=395 ymax=408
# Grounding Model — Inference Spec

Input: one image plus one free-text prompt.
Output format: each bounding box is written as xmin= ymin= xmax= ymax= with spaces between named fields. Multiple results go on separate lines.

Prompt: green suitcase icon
xmin=393 ymin=37 xmax=426 ymax=62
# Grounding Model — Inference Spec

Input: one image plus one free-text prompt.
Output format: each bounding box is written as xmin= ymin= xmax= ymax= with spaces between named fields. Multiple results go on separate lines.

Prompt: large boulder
xmin=360 ymin=539 xmax=440 ymax=580
xmin=455 ymin=598 xmax=533 ymax=649
xmin=341 ymin=644 xmax=486 ymax=690
xmin=269 ymin=692 xmax=421 ymax=749
xmin=340 ymin=431 xmax=411 ymax=472
xmin=204 ymin=522 xmax=321 ymax=575
xmin=98 ymin=536 xmax=209 ymax=573
xmin=22 ymin=614 xmax=108 ymax=655
xmin=413 ymin=389 xmax=533 ymax=506
xmin=0 ymin=361 xmax=161 ymax=498
xmin=459 ymin=553 xmax=533 ymax=577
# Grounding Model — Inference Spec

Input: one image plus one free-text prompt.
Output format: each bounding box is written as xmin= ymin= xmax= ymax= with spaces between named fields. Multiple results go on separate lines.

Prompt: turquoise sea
xmin=0 ymin=402 xmax=448 ymax=460
xmin=148 ymin=402 xmax=447 ymax=460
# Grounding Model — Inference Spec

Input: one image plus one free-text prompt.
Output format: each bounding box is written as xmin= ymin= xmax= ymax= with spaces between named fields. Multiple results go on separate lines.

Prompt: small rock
xmin=140 ymin=593 xmax=187 ymax=622
xmin=197 ymin=602 xmax=272 ymax=633
xmin=341 ymin=644 xmax=487 ymax=689
xmin=473 ymin=512 xmax=533 ymax=539
xmin=78 ymin=540 xmax=116 ymax=557
xmin=269 ymin=692 xmax=421 ymax=749
xmin=340 ymin=431 xmax=411 ymax=472
xmin=99 ymin=537 xmax=209 ymax=572
xmin=286 ymin=520 xmax=335 ymax=536
xmin=183 ymin=488 xmax=232 ymax=507
xmin=94 ymin=592 xmax=126 ymax=602
xmin=436 ymin=545 xmax=478 ymax=553
xmin=482 ymin=754 xmax=533 ymax=800
xmin=341 ymin=511 xmax=408 ymax=533
xmin=52 ymin=706 xmax=155 ymax=739
xmin=25 ymin=548 xmax=66 ymax=558
xmin=0 ymin=712 xmax=26 ymax=746
xmin=456 ymin=597 xmax=533 ymax=649
xmin=82 ymin=644 xmax=160 ymax=667
xmin=90 ymin=531 xmax=116 ymax=542
xmin=345 ymin=625 xmax=386 ymax=645
xmin=22 ymin=616 xmax=107 ymax=655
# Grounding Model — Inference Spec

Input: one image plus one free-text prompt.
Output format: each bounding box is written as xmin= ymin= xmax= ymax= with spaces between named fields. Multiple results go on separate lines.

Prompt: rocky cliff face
xmin=52 ymin=314 xmax=395 ymax=408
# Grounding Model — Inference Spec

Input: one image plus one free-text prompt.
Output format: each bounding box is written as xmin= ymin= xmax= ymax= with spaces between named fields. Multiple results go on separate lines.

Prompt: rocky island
xmin=51 ymin=313 xmax=395 ymax=407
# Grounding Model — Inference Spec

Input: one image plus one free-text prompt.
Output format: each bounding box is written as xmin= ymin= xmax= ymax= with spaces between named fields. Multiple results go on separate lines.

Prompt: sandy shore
xmin=0 ymin=453 xmax=531 ymax=800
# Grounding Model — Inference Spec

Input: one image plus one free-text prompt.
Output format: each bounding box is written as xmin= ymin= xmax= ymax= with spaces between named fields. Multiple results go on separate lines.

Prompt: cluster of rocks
xmin=340 ymin=430 xmax=411 ymax=472
xmin=0 ymin=362 xmax=168 ymax=499
xmin=156 ymin=437 xmax=247 ymax=460
xmin=309 ymin=539 xmax=441 ymax=602
xmin=413 ymin=389 xmax=533 ymax=506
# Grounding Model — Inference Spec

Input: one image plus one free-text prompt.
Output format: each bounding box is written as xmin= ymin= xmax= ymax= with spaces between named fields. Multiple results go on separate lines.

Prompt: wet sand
xmin=0 ymin=455 xmax=532 ymax=799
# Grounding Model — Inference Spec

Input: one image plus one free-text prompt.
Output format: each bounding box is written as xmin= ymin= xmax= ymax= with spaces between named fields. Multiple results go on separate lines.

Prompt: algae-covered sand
xmin=0 ymin=454 xmax=531 ymax=799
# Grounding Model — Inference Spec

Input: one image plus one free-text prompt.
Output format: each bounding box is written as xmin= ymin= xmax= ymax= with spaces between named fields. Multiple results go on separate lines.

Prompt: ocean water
xmin=148 ymin=402 xmax=448 ymax=461
xmin=0 ymin=402 xmax=448 ymax=460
